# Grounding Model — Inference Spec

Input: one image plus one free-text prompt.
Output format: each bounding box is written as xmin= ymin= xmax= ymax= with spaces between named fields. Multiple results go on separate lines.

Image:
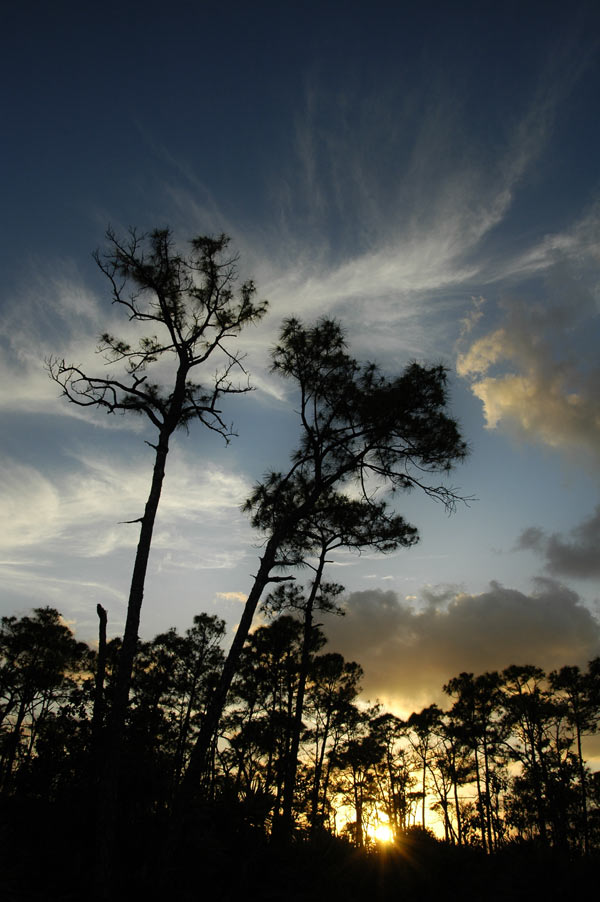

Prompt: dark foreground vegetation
xmin=1 ymin=606 xmax=599 ymax=901
xmin=2 ymin=802 xmax=598 ymax=902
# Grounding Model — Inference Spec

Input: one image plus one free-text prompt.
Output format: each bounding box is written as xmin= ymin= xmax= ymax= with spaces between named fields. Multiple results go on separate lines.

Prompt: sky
xmin=1 ymin=0 xmax=600 ymax=716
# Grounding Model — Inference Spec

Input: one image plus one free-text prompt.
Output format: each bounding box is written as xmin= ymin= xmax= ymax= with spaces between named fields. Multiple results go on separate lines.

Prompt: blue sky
xmin=1 ymin=0 xmax=600 ymax=712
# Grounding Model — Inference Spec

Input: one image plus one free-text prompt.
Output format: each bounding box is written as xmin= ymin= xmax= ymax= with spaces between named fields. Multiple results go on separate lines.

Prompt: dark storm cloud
xmin=323 ymin=581 xmax=600 ymax=713
xmin=517 ymin=506 xmax=600 ymax=579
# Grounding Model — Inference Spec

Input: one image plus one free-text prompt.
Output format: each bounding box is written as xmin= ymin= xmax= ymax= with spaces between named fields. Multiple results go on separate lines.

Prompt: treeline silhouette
xmin=1 ymin=605 xmax=599 ymax=900
xmin=11 ymin=227 xmax=596 ymax=899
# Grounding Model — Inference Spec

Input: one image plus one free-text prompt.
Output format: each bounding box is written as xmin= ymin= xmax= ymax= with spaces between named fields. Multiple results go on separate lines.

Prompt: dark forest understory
xmin=1 ymin=798 xmax=598 ymax=902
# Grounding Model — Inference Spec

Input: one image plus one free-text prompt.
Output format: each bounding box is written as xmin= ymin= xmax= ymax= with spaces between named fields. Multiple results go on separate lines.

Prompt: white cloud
xmin=457 ymin=266 xmax=600 ymax=465
xmin=216 ymin=591 xmax=248 ymax=603
xmin=0 ymin=447 xmax=251 ymax=560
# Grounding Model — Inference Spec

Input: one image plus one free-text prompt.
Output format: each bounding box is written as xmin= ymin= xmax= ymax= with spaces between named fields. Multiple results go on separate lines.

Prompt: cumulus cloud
xmin=323 ymin=581 xmax=600 ymax=715
xmin=457 ymin=267 xmax=600 ymax=465
xmin=517 ymin=506 xmax=600 ymax=579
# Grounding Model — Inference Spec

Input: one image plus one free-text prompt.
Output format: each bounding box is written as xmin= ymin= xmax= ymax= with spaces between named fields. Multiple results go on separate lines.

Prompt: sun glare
xmin=372 ymin=823 xmax=394 ymax=844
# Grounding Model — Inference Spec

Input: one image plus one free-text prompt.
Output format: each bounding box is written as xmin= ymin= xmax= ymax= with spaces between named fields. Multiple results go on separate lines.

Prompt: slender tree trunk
xmin=173 ymin=671 xmax=199 ymax=787
xmin=354 ymin=772 xmax=364 ymax=848
xmin=92 ymin=604 xmax=107 ymax=755
xmin=181 ymin=479 xmax=328 ymax=801
xmin=111 ymin=431 xmax=171 ymax=735
xmin=277 ymin=551 xmax=327 ymax=838
xmin=574 ymin=715 xmax=589 ymax=854
xmin=528 ymin=727 xmax=548 ymax=846
xmin=95 ymin=428 xmax=172 ymax=900
xmin=310 ymin=709 xmax=332 ymax=834
xmin=388 ymin=762 xmax=402 ymax=841
xmin=181 ymin=534 xmax=283 ymax=797
xmin=421 ymin=753 xmax=427 ymax=829
xmin=452 ymin=759 xmax=463 ymax=845
xmin=473 ymin=746 xmax=488 ymax=853
xmin=482 ymin=732 xmax=494 ymax=852
xmin=319 ymin=742 xmax=336 ymax=832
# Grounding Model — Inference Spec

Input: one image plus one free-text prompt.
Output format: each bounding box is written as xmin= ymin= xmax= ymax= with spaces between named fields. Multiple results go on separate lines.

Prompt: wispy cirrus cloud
xmin=6 ymin=36 xmax=585 ymax=433
xmin=0 ymin=247 xmax=266 ymax=423
xmin=161 ymin=57 xmax=587 ymax=372
xmin=0 ymin=444 xmax=256 ymax=636
xmin=0 ymin=448 xmax=251 ymax=560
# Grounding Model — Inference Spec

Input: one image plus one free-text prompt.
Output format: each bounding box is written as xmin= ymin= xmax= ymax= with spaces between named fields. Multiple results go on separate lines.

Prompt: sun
xmin=372 ymin=823 xmax=394 ymax=844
